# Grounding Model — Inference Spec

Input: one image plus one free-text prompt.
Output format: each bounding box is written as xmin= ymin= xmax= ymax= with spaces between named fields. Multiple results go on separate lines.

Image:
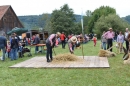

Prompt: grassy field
xmin=0 ymin=40 xmax=130 ymax=86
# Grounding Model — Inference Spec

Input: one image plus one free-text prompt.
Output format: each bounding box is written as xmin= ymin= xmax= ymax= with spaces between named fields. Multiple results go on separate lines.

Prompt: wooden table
xmin=30 ymin=44 xmax=46 ymax=54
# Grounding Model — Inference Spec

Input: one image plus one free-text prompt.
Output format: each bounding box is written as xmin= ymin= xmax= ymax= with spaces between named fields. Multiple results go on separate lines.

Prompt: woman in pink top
xmin=46 ymin=32 xmax=61 ymax=62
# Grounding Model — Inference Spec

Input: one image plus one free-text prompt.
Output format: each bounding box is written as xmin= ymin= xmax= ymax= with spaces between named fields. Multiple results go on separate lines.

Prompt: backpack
xmin=11 ymin=39 xmax=18 ymax=49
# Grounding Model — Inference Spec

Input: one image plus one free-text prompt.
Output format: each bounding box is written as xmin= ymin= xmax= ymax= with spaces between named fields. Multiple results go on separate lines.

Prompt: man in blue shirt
xmin=0 ymin=32 xmax=7 ymax=61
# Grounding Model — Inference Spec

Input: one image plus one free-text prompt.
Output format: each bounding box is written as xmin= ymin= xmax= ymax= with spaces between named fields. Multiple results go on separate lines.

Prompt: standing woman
xmin=68 ymin=36 xmax=77 ymax=54
xmin=101 ymin=31 xmax=107 ymax=50
xmin=46 ymin=32 xmax=61 ymax=62
xmin=117 ymin=31 xmax=124 ymax=53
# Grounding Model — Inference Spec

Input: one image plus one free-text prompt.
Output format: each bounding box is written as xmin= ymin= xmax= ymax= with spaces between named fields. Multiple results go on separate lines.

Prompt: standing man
xmin=10 ymin=34 xmax=19 ymax=60
xmin=46 ymin=32 xmax=61 ymax=62
xmin=60 ymin=32 xmax=66 ymax=49
xmin=103 ymin=28 xmax=114 ymax=52
xmin=13 ymin=33 xmax=20 ymax=42
xmin=124 ymin=28 xmax=129 ymax=51
xmin=33 ymin=34 xmax=40 ymax=53
xmin=0 ymin=32 xmax=7 ymax=61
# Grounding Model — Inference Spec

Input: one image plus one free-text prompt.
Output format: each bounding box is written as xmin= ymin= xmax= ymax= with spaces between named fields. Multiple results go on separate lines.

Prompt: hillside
xmin=18 ymin=14 xmax=81 ymax=30
xmin=18 ymin=14 xmax=130 ymax=30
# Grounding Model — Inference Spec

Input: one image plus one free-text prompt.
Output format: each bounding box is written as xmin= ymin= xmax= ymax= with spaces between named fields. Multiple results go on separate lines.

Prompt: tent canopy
xmin=7 ymin=27 xmax=28 ymax=35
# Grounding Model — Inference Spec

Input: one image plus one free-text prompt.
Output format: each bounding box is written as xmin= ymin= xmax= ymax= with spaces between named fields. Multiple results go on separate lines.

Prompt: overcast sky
xmin=0 ymin=0 xmax=130 ymax=17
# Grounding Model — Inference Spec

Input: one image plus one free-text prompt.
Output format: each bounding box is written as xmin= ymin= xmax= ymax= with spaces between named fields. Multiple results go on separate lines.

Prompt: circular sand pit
xmin=52 ymin=53 xmax=82 ymax=63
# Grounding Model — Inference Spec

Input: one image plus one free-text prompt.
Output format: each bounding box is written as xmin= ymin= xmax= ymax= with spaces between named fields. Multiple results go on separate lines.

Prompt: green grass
xmin=0 ymin=40 xmax=130 ymax=86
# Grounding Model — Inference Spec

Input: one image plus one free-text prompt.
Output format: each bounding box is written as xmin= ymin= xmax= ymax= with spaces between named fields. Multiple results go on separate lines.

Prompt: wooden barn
xmin=0 ymin=5 xmax=24 ymax=34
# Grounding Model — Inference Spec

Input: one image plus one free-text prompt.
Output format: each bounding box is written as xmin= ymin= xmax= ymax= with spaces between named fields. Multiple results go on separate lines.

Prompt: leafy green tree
xmin=88 ymin=6 xmax=116 ymax=33
xmin=94 ymin=14 xmax=130 ymax=38
xmin=50 ymin=4 xmax=75 ymax=35
xmin=86 ymin=10 xmax=92 ymax=17
xmin=83 ymin=10 xmax=92 ymax=33
xmin=44 ymin=20 xmax=52 ymax=34
xmin=123 ymin=15 xmax=130 ymax=23
xmin=38 ymin=13 xmax=50 ymax=28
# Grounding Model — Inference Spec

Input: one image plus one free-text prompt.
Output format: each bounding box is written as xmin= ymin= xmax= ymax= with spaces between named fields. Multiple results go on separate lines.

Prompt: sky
xmin=0 ymin=0 xmax=130 ymax=17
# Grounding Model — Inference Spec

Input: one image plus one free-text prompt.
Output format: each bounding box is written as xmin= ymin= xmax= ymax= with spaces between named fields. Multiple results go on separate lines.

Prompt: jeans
xmin=0 ymin=47 xmax=6 ymax=60
xmin=72 ymin=44 xmax=75 ymax=50
xmin=102 ymin=42 xmax=107 ymax=50
xmin=107 ymin=39 xmax=113 ymax=51
xmin=35 ymin=46 xmax=39 ymax=53
xmin=6 ymin=51 xmax=11 ymax=58
xmin=11 ymin=48 xmax=18 ymax=60
xmin=46 ymin=43 xmax=52 ymax=61
xmin=61 ymin=40 xmax=66 ymax=48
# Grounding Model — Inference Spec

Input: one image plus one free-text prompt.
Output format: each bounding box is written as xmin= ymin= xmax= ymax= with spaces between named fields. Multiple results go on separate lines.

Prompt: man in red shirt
xmin=60 ymin=32 xmax=66 ymax=49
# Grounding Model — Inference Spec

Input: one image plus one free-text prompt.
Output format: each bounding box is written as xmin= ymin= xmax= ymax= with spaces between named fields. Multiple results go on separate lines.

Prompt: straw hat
xmin=7 ymin=41 xmax=10 ymax=43
xmin=70 ymin=36 xmax=77 ymax=43
xmin=56 ymin=32 xmax=61 ymax=36
xmin=109 ymin=28 xmax=112 ymax=30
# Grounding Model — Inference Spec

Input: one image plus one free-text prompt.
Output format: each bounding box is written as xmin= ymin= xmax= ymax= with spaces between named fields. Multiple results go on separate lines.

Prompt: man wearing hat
xmin=46 ymin=32 xmax=61 ymax=62
xmin=68 ymin=36 xmax=77 ymax=54
xmin=103 ymin=28 xmax=114 ymax=52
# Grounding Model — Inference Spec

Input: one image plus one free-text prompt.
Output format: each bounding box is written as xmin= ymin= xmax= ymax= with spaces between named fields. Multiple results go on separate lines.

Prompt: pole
xmin=81 ymin=11 xmax=84 ymax=59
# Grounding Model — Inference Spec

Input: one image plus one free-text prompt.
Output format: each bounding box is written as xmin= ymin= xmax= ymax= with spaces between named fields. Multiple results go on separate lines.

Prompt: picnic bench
xmin=30 ymin=44 xmax=46 ymax=54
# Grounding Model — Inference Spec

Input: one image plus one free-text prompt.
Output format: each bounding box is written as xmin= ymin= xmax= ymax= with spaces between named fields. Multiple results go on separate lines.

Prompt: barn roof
xmin=0 ymin=5 xmax=24 ymax=28
xmin=0 ymin=5 xmax=10 ymax=20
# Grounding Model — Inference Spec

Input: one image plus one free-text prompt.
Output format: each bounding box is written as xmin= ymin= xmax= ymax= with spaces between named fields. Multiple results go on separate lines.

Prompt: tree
xmin=50 ymin=4 xmax=75 ymax=35
xmin=86 ymin=10 xmax=91 ymax=17
xmin=88 ymin=6 xmax=116 ymax=33
xmin=38 ymin=13 xmax=50 ymax=28
xmin=94 ymin=14 xmax=130 ymax=38
xmin=83 ymin=10 xmax=92 ymax=33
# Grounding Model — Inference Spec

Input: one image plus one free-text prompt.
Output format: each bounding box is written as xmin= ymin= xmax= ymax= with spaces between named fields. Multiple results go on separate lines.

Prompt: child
xmin=6 ymin=41 xmax=11 ymax=58
xmin=18 ymin=42 xmax=23 ymax=58
xmin=92 ymin=34 xmax=97 ymax=46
